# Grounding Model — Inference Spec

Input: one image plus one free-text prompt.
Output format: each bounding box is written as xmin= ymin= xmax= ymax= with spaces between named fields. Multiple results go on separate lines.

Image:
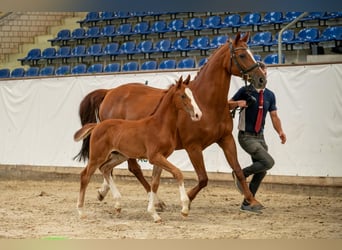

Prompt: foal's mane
xmin=148 ymin=84 xmax=175 ymax=116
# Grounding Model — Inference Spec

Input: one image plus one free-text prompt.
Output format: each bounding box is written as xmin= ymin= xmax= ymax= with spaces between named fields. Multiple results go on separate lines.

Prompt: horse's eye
xmin=239 ymin=53 xmax=246 ymax=59
xmin=181 ymin=94 xmax=187 ymax=99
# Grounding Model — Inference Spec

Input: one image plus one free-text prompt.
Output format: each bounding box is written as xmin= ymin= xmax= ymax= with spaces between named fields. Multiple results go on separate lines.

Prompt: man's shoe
xmin=232 ymin=171 xmax=243 ymax=195
xmin=240 ymin=203 xmax=263 ymax=214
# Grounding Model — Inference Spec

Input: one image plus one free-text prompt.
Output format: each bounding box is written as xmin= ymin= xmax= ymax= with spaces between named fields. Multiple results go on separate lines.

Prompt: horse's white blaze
xmin=179 ymin=182 xmax=190 ymax=215
xmin=246 ymin=48 xmax=257 ymax=63
xmin=185 ymin=88 xmax=202 ymax=121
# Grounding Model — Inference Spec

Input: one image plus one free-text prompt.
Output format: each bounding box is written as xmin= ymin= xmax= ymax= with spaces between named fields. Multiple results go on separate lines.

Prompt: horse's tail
xmin=74 ymin=123 xmax=97 ymax=142
xmin=73 ymin=89 xmax=108 ymax=162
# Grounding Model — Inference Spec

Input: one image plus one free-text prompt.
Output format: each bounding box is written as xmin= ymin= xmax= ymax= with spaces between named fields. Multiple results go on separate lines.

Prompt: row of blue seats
xmin=78 ymin=11 xmax=342 ymax=29
xmin=2 ymin=52 xmax=286 ymax=79
xmin=19 ymin=35 xmax=230 ymax=66
xmin=49 ymin=12 xmax=342 ymax=46
xmin=1 ymin=58 xmax=207 ymax=78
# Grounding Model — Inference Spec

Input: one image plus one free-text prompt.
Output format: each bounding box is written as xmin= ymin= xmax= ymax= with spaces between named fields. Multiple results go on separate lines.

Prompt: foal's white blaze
xmin=185 ymin=88 xmax=202 ymax=121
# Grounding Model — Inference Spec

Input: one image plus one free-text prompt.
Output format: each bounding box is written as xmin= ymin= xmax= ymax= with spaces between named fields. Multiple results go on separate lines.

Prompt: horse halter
xmin=229 ymin=42 xmax=260 ymax=82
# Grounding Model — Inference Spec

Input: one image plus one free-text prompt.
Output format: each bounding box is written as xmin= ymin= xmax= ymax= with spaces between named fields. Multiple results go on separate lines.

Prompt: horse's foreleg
xmin=151 ymin=165 xmax=166 ymax=211
xmin=77 ymin=164 xmax=97 ymax=218
xmin=98 ymin=178 xmax=110 ymax=201
xmin=147 ymin=192 xmax=162 ymax=223
xmin=217 ymin=134 xmax=262 ymax=208
xmin=150 ymin=154 xmax=190 ymax=218
xmin=184 ymin=146 xmax=208 ymax=202
xmin=127 ymin=158 xmax=151 ymax=193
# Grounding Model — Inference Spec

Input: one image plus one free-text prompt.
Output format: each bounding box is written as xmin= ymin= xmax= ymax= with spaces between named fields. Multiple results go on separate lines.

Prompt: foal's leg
xmin=217 ymin=134 xmax=262 ymax=208
xmin=77 ymin=164 xmax=98 ymax=218
xmin=150 ymin=154 xmax=190 ymax=218
xmin=151 ymin=165 xmax=166 ymax=211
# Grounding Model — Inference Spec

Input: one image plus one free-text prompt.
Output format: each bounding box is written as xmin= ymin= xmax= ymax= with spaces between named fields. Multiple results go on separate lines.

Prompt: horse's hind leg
xmin=128 ymin=158 xmax=151 ymax=193
xmin=77 ymin=164 xmax=97 ymax=218
xmin=151 ymin=165 xmax=167 ymax=211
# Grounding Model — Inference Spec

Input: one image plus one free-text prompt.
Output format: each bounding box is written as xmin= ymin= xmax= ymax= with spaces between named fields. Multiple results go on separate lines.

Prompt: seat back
xmin=134 ymin=21 xmax=150 ymax=34
xmin=297 ymin=28 xmax=320 ymax=42
xmin=41 ymin=47 xmax=56 ymax=58
xmin=104 ymin=63 xmax=121 ymax=72
xmin=177 ymin=58 xmax=196 ymax=69
xmin=25 ymin=67 xmax=40 ymax=77
xmin=173 ymin=38 xmax=190 ymax=51
xmin=122 ymin=61 xmax=139 ymax=71
xmin=120 ymin=41 xmax=137 ymax=54
xmin=241 ymin=13 xmax=261 ymax=25
xmin=137 ymin=40 xmax=154 ymax=52
xmin=263 ymin=53 xmax=285 ymax=64
xmin=56 ymin=46 xmax=71 ymax=57
xmin=187 ymin=17 xmax=203 ymax=30
xmin=117 ymin=23 xmax=132 ymax=35
xmin=158 ymin=59 xmax=176 ymax=69
xmin=0 ymin=68 xmax=10 ymax=78
xmin=87 ymin=44 xmax=103 ymax=55
xmin=10 ymin=68 xmax=25 ymax=78
xmin=168 ymin=19 xmax=186 ymax=31
xmin=155 ymin=39 xmax=172 ymax=52
xmin=141 ymin=61 xmax=158 ymax=70
xmin=71 ymin=64 xmax=87 ymax=74
xmin=103 ymin=43 xmax=119 ymax=55
xmin=151 ymin=20 xmax=169 ymax=33
xmin=222 ymin=14 xmax=241 ymax=27
xmin=198 ymin=57 xmax=208 ymax=67
xmin=204 ymin=15 xmax=222 ymax=28
xmin=210 ymin=35 xmax=229 ymax=48
xmin=87 ymin=63 xmax=103 ymax=73
xmin=55 ymin=65 xmax=71 ymax=75
xmin=192 ymin=36 xmax=210 ymax=49
xmin=39 ymin=66 xmax=55 ymax=76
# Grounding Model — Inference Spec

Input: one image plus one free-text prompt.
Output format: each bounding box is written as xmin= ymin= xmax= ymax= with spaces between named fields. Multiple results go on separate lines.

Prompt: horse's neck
xmin=192 ymin=61 xmax=231 ymax=111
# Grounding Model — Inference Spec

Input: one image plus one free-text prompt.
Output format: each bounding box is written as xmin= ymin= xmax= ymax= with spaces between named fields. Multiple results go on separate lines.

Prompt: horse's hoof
xmin=115 ymin=208 xmax=122 ymax=214
xmin=181 ymin=211 xmax=189 ymax=218
xmin=154 ymin=218 xmax=163 ymax=223
xmin=97 ymin=191 xmax=104 ymax=201
xmin=155 ymin=202 xmax=166 ymax=212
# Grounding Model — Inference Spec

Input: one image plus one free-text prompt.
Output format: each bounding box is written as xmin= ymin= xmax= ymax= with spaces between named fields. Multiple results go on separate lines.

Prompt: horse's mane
xmin=148 ymin=84 xmax=175 ymax=116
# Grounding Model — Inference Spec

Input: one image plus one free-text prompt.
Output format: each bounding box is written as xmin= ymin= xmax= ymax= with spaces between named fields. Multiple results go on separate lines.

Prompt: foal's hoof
xmin=155 ymin=201 xmax=167 ymax=212
xmin=97 ymin=191 xmax=105 ymax=201
xmin=181 ymin=212 xmax=189 ymax=218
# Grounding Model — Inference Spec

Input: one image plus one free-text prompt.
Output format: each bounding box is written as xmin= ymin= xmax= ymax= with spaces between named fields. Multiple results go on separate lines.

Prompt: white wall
xmin=1 ymin=64 xmax=341 ymax=177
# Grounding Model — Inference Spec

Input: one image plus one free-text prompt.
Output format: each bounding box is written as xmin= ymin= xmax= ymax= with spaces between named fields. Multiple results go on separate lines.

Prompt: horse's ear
xmin=184 ymin=74 xmax=191 ymax=85
xmin=234 ymin=32 xmax=241 ymax=45
xmin=242 ymin=31 xmax=250 ymax=42
xmin=176 ymin=75 xmax=183 ymax=89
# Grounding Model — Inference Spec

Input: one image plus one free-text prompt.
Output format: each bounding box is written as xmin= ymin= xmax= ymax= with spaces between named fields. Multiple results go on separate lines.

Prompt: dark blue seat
xmin=158 ymin=59 xmax=176 ymax=70
xmin=191 ymin=36 xmax=212 ymax=55
xmin=317 ymin=26 xmax=342 ymax=46
xmin=71 ymin=64 xmax=87 ymax=75
xmin=101 ymin=25 xmax=116 ymax=42
xmin=137 ymin=40 xmax=156 ymax=59
xmin=203 ymin=15 xmax=222 ymax=34
xmin=177 ymin=58 xmax=196 ymax=69
xmin=122 ymin=61 xmax=139 ymax=72
xmin=253 ymin=54 xmax=262 ymax=62
xmin=100 ymin=11 xmax=115 ymax=24
xmin=18 ymin=48 xmax=41 ymax=66
xmin=55 ymin=65 xmax=70 ymax=76
xmin=85 ymin=43 xmax=103 ymax=61
xmin=119 ymin=41 xmax=138 ymax=59
xmin=87 ymin=63 xmax=103 ymax=73
xmin=173 ymin=38 xmax=191 ymax=56
xmin=168 ymin=19 xmax=188 ymax=37
xmin=69 ymin=45 xmax=86 ymax=63
xmin=222 ymin=14 xmax=241 ymax=32
xmin=39 ymin=66 xmax=55 ymax=76
xmin=187 ymin=17 xmax=204 ymax=35
xmin=114 ymin=11 xmax=131 ymax=22
xmin=268 ymin=30 xmax=296 ymax=50
xmin=10 ymin=68 xmax=25 ymax=78
xmin=133 ymin=21 xmax=151 ymax=39
xmin=40 ymin=47 xmax=56 ymax=64
xmin=53 ymin=46 xmax=71 ymax=63
xmin=155 ymin=39 xmax=173 ymax=58
xmin=283 ymin=11 xmax=304 ymax=27
xmin=295 ymin=28 xmax=320 ymax=44
xmin=259 ymin=12 xmax=285 ymax=29
xmin=151 ymin=20 xmax=170 ymax=38
xmin=240 ymin=13 xmax=262 ymax=31
xmin=48 ymin=29 xmax=71 ymax=46
xmin=198 ymin=57 xmax=208 ymax=67
xmin=249 ymin=31 xmax=273 ymax=51
xmin=78 ymin=12 xmax=101 ymax=27
xmin=263 ymin=53 xmax=285 ymax=64
xmin=210 ymin=35 xmax=229 ymax=48
xmin=85 ymin=26 xmax=101 ymax=43
xmin=103 ymin=42 xmax=120 ymax=60
xmin=116 ymin=23 xmax=133 ymax=40
xmin=25 ymin=67 xmax=40 ymax=77
xmin=0 ymin=68 xmax=10 ymax=78
xmin=141 ymin=61 xmax=158 ymax=71
xmin=104 ymin=63 xmax=121 ymax=72
xmin=70 ymin=28 xmax=86 ymax=44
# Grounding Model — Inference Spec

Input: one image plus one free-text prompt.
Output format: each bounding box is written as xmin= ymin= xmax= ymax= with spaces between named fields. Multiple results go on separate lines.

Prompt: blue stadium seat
xmin=168 ymin=19 xmax=188 ymax=37
xmin=85 ymin=43 xmax=103 ymax=62
xmin=103 ymin=42 xmax=120 ymax=60
xmin=48 ymin=29 xmax=71 ymax=46
xmin=70 ymin=45 xmax=87 ymax=62
xmin=249 ymin=31 xmax=273 ymax=51
xmin=198 ymin=57 xmax=208 ymax=67
xmin=151 ymin=20 xmax=170 ymax=38
xmin=55 ymin=65 xmax=70 ymax=76
xmin=53 ymin=46 xmax=71 ymax=64
xmin=141 ymin=61 xmax=158 ymax=71
xmin=116 ymin=23 xmax=133 ymax=40
xmin=210 ymin=35 xmax=229 ymax=48
xmin=101 ymin=25 xmax=116 ymax=42
xmin=85 ymin=26 xmax=101 ymax=43
xmin=294 ymin=27 xmax=320 ymax=44
xmin=100 ymin=11 xmax=115 ymax=24
xmin=70 ymin=28 xmax=86 ymax=44
xmin=71 ymin=64 xmax=87 ymax=75
xmin=263 ymin=53 xmax=285 ymax=64
xmin=158 ymin=59 xmax=176 ymax=70
xmin=268 ymin=30 xmax=296 ymax=50
xmin=155 ymin=39 xmax=174 ymax=58
xmin=137 ymin=40 xmax=156 ymax=59
xmin=39 ymin=66 xmax=55 ymax=76
xmin=132 ymin=21 xmax=151 ymax=39
xmin=203 ymin=15 xmax=222 ymax=34
xmin=122 ymin=61 xmax=139 ymax=72
xmin=259 ymin=12 xmax=285 ymax=29
xmin=187 ymin=17 xmax=204 ymax=35
xmin=87 ymin=63 xmax=103 ymax=73
xmin=240 ymin=13 xmax=262 ymax=31
xmin=173 ymin=38 xmax=191 ymax=56
xmin=222 ymin=14 xmax=241 ymax=32
xmin=18 ymin=48 xmax=41 ymax=66
xmin=253 ymin=54 xmax=262 ymax=62
xmin=283 ymin=12 xmax=304 ymax=27
xmin=317 ymin=26 xmax=342 ymax=45
xmin=191 ymin=36 xmax=212 ymax=55
xmin=104 ymin=63 xmax=121 ymax=72
xmin=40 ymin=47 xmax=56 ymax=64
xmin=10 ymin=68 xmax=25 ymax=78
xmin=25 ymin=67 xmax=40 ymax=77
xmin=0 ymin=68 xmax=10 ymax=78
xmin=114 ymin=11 xmax=131 ymax=23
xmin=78 ymin=12 xmax=101 ymax=27
xmin=177 ymin=58 xmax=196 ymax=69
xmin=119 ymin=41 xmax=139 ymax=59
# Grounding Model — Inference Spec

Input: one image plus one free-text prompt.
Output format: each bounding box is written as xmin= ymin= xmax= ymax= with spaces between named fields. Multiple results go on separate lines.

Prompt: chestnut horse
xmin=75 ymin=32 xmax=266 ymax=210
xmin=74 ymin=75 xmax=202 ymax=222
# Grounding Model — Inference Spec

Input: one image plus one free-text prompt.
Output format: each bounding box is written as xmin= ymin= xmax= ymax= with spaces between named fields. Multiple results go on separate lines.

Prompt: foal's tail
xmin=73 ymin=89 xmax=108 ymax=162
xmin=74 ymin=123 xmax=97 ymax=142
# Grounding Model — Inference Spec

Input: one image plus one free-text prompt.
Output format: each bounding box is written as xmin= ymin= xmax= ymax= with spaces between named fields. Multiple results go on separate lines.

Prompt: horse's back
xmin=100 ymin=83 xmax=165 ymax=120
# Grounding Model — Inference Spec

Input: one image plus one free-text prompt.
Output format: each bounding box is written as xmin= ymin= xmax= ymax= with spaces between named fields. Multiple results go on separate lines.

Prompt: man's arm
xmin=227 ymin=99 xmax=247 ymax=110
xmin=270 ymin=110 xmax=286 ymax=144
